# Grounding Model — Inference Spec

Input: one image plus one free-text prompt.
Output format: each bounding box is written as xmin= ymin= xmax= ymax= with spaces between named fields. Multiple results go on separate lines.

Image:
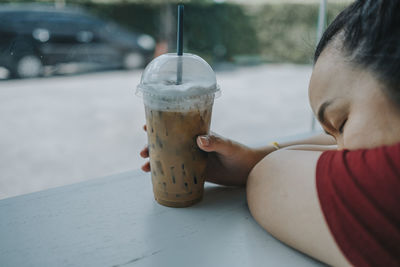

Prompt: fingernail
xmin=199 ymin=136 xmax=210 ymax=146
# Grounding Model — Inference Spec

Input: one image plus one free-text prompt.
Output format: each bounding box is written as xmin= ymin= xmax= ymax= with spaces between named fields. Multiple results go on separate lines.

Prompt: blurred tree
xmin=159 ymin=4 xmax=175 ymax=52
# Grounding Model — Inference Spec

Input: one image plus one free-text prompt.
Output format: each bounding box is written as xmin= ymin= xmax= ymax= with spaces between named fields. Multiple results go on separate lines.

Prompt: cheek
xmin=342 ymin=116 xmax=383 ymax=150
xmin=342 ymin=127 xmax=368 ymax=150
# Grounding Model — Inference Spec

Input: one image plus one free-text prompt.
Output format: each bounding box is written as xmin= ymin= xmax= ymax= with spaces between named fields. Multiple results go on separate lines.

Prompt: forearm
xmin=199 ymin=132 xmax=336 ymax=188
xmin=283 ymin=144 xmax=337 ymax=151
xmin=256 ymin=133 xmax=336 ymax=154
xmin=281 ymin=133 xmax=336 ymax=147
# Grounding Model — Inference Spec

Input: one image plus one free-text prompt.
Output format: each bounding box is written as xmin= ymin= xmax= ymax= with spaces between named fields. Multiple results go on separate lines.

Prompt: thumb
xmin=197 ymin=134 xmax=235 ymax=156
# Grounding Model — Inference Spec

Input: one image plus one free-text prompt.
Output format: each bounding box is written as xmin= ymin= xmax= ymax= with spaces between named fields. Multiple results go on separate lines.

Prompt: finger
xmin=143 ymin=124 xmax=147 ymax=132
xmin=140 ymin=145 xmax=149 ymax=158
xmin=197 ymin=134 xmax=236 ymax=156
xmin=141 ymin=161 xmax=151 ymax=172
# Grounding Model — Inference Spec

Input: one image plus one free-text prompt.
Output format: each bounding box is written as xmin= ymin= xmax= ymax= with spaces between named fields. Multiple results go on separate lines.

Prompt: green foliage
xmin=252 ymin=4 xmax=318 ymax=63
xmin=83 ymin=3 xmax=160 ymax=37
xmin=81 ymin=2 xmax=347 ymax=64
xmin=251 ymin=3 xmax=347 ymax=64
xmin=183 ymin=4 xmax=259 ymax=62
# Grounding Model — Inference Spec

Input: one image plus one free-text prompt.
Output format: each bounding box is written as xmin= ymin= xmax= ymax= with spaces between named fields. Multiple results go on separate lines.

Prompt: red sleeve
xmin=316 ymin=143 xmax=400 ymax=267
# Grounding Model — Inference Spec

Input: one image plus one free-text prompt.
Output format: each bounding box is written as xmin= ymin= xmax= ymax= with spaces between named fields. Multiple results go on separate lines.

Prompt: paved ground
xmin=0 ymin=64 xmax=313 ymax=199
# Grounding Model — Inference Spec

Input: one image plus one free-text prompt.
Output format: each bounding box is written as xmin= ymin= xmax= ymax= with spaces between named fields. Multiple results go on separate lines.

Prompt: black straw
xmin=177 ymin=5 xmax=184 ymax=56
xmin=176 ymin=4 xmax=184 ymax=84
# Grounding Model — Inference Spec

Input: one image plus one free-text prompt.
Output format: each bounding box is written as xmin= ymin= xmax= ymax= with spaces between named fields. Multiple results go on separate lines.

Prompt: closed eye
xmin=339 ymin=119 xmax=347 ymax=134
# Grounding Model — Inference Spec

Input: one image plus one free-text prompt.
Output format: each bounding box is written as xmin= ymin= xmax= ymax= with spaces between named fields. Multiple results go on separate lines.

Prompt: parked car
xmin=0 ymin=4 xmax=156 ymax=78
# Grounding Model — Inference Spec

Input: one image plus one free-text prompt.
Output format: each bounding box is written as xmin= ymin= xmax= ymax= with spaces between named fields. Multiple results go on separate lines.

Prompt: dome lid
xmin=136 ymin=53 xmax=220 ymax=99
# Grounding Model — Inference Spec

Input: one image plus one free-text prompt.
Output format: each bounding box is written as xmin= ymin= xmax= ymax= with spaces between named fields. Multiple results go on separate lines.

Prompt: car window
xmin=0 ymin=12 xmax=41 ymax=31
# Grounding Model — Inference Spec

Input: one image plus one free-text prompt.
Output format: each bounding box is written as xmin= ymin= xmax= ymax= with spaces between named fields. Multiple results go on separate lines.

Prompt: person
xmin=140 ymin=0 xmax=400 ymax=266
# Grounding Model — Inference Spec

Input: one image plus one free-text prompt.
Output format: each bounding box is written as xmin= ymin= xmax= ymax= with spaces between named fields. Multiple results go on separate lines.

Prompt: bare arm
xmin=254 ymin=132 xmax=337 ymax=155
xmin=282 ymin=132 xmax=336 ymax=146
xmin=141 ymin=129 xmax=337 ymax=186
xmin=196 ymin=132 xmax=336 ymax=187
xmin=140 ymin=129 xmax=347 ymax=264
xmin=247 ymin=149 xmax=350 ymax=267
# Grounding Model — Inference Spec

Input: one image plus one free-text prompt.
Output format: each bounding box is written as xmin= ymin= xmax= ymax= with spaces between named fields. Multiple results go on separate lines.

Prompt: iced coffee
xmin=137 ymin=53 xmax=220 ymax=207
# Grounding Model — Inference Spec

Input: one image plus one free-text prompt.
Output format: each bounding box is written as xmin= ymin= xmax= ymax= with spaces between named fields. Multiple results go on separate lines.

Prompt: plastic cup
xmin=137 ymin=53 xmax=220 ymax=207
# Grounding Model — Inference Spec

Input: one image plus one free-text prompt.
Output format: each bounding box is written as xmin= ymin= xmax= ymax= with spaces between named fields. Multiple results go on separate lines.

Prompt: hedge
xmin=83 ymin=2 xmax=347 ymax=64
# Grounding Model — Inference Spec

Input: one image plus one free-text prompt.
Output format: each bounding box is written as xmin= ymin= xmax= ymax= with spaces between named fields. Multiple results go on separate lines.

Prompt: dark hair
xmin=314 ymin=0 xmax=400 ymax=105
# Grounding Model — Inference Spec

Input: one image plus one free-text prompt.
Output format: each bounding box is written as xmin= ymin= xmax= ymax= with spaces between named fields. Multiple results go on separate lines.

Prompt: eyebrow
xmin=317 ymin=100 xmax=334 ymax=128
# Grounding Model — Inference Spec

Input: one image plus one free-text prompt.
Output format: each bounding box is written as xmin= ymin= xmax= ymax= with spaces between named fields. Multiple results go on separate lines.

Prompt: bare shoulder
xmin=246 ymin=149 xmax=351 ymax=267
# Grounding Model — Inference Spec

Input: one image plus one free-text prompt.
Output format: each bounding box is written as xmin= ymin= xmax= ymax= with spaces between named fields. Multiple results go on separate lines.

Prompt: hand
xmin=140 ymin=124 xmax=273 ymax=186
xmin=195 ymin=133 xmax=272 ymax=186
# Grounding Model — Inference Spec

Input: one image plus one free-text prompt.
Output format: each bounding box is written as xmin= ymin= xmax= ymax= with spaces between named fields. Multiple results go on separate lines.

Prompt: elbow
xmin=246 ymin=150 xmax=281 ymax=231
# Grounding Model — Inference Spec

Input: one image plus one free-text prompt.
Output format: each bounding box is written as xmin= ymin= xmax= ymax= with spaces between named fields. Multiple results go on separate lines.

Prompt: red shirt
xmin=316 ymin=143 xmax=400 ymax=267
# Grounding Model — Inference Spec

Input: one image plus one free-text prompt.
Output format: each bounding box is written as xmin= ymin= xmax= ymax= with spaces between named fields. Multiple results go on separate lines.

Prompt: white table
xmin=0 ymin=170 xmax=325 ymax=267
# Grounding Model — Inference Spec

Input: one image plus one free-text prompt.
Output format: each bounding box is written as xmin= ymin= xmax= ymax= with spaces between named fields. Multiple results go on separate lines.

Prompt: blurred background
xmin=0 ymin=0 xmax=350 ymax=199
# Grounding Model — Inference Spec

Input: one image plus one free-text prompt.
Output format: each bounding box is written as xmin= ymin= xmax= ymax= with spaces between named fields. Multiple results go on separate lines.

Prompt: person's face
xmin=308 ymin=45 xmax=400 ymax=150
